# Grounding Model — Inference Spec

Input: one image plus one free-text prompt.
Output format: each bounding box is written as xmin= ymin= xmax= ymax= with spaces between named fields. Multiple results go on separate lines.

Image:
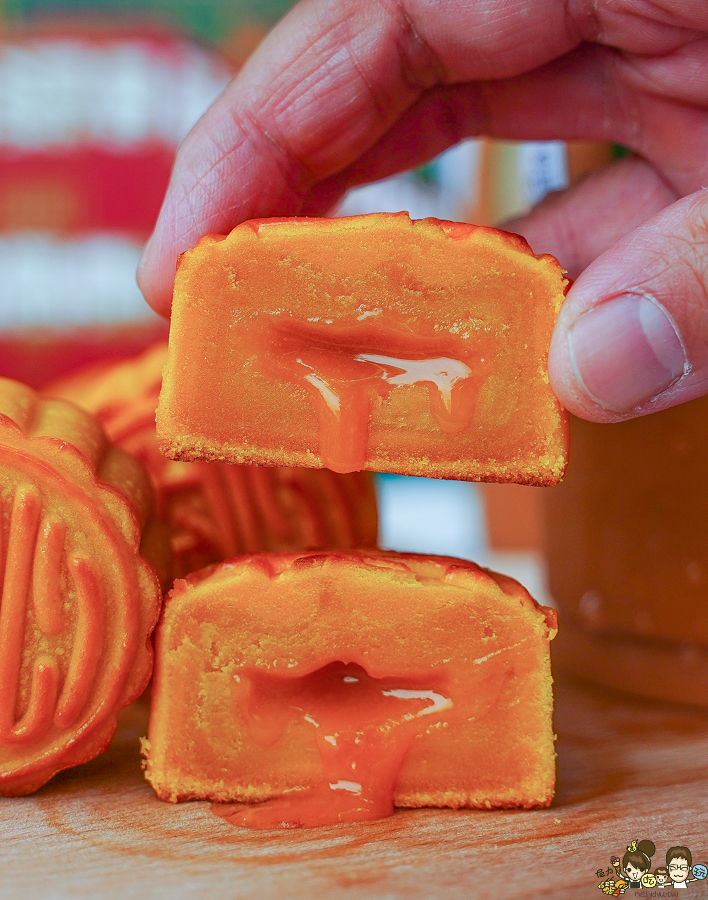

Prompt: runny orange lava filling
xmin=263 ymin=318 xmax=490 ymax=473
xmin=213 ymin=661 xmax=452 ymax=828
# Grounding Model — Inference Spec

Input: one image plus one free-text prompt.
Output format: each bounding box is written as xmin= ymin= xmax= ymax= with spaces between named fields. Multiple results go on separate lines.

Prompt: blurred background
xmin=0 ymin=0 xmax=616 ymax=605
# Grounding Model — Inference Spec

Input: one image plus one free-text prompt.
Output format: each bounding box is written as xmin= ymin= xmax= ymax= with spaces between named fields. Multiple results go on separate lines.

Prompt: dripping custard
xmin=260 ymin=316 xmax=493 ymax=473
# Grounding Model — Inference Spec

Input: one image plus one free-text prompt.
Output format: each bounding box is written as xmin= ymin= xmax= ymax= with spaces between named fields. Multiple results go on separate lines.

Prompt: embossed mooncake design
xmin=157 ymin=212 xmax=569 ymax=483
xmin=0 ymin=378 xmax=162 ymax=795
xmin=46 ymin=344 xmax=378 ymax=579
xmin=145 ymin=550 xmax=557 ymax=828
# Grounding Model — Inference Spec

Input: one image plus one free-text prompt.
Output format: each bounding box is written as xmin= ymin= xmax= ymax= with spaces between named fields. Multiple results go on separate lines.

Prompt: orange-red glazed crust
xmin=0 ymin=378 xmax=163 ymax=795
xmin=46 ymin=344 xmax=378 ymax=578
xmin=157 ymin=213 xmax=569 ymax=483
xmin=145 ymin=550 xmax=557 ymax=811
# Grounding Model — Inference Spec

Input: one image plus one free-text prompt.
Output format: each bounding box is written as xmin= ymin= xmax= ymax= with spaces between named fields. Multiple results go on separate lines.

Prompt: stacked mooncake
xmin=145 ymin=213 xmax=567 ymax=825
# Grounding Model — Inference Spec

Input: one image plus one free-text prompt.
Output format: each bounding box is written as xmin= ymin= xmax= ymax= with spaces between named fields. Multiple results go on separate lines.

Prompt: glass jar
xmin=544 ymin=397 xmax=708 ymax=705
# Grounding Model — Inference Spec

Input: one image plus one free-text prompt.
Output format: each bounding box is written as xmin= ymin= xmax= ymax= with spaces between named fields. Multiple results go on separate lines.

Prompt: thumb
xmin=549 ymin=189 xmax=708 ymax=423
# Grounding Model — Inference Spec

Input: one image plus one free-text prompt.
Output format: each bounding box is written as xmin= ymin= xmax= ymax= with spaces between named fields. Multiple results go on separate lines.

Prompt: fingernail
xmin=568 ymin=294 xmax=687 ymax=412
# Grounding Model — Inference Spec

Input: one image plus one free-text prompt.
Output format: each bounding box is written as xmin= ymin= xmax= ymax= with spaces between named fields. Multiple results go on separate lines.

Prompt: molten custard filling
xmin=261 ymin=318 xmax=493 ymax=473
xmin=212 ymin=661 xmax=452 ymax=829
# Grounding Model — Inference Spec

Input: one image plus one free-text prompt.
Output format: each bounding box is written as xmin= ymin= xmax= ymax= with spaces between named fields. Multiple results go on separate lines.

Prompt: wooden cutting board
xmin=1 ymin=675 xmax=708 ymax=900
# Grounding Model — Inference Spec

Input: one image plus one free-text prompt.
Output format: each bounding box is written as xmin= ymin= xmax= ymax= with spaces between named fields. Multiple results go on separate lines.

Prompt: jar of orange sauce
xmin=544 ymin=397 xmax=708 ymax=706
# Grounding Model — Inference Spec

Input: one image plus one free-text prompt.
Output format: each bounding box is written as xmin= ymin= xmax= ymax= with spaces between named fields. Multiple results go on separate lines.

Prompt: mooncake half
xmin=46 ymin=344 xmax=378 ymax=578
xmin=157 ymin=213 xmax=569 ymax=483
xmin=0 ymin=378 xmax=163 ymax=795
xmin=145 ymin=550 xmax=557 ymax=827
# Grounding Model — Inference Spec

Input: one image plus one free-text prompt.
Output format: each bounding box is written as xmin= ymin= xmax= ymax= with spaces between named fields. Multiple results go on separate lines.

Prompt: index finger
xmin=136 ymin=0 xmax=704 ymax=314
xmin=137 ymin=0 xmax=581 ymax=314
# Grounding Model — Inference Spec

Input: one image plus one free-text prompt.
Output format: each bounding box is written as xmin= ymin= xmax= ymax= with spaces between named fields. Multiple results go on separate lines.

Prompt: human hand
xmin=137 ymin=0 xmax=708 ymax=423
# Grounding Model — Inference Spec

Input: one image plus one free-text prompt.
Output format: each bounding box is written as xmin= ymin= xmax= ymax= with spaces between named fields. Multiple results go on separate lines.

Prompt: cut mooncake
xmin=157 ymin=212 xmax=569 ymax=483
xmin=0 ymin=377 xmax=163 ymax=795
xmin=46 ymin=343 xmax=378 ymax=578
xmin=144 ymin=550 xmax=557 ymax=827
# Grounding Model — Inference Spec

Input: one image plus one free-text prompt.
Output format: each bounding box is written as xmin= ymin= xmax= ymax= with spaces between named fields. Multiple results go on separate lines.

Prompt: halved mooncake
xmin=144 ymin=550 xmax=557 ymax=827
xmin=46 ymin=344 xmax=378 ymax=578
xmin=157 ymin=213 xmax=569 ymax=482
xmin=0 ymin=378 xmax=163 ymax=795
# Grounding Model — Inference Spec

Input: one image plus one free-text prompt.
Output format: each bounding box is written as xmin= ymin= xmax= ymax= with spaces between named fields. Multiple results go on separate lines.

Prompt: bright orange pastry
xmin=144 ymin=550 xmax=557 ymax=828
xmin=0 ymin=377 xmax=163 ymax=795
xmin=157 ymin=213 xmax=569 ymax=483
xmin=46 ymin=343 xmax=378 ymax=578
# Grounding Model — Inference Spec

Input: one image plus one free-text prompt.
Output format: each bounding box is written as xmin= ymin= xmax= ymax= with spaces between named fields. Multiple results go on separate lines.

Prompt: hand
xmin=137 ymin=0 xmax=708 ymax=423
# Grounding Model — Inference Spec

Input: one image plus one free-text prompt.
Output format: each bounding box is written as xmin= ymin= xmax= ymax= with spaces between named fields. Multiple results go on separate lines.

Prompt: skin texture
xmin=137 ymin=0 xmax=708 ymax=423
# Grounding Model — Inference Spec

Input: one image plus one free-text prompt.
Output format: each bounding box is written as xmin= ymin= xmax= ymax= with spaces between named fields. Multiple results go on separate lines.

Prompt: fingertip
xmin=137 ymin=233 xmax=173 ymax=320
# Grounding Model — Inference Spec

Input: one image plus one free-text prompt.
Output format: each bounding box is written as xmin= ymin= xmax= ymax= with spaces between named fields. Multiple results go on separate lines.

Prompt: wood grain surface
xmin=1 ymin=675 xmax=708 ymax=900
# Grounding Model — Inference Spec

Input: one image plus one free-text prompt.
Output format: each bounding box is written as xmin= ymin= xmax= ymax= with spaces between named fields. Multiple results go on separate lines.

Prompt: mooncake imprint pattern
xmin=46 ymin=343 xmax=378 ymax=578
xmin=0 ymin=378 xmax=162 ymax=795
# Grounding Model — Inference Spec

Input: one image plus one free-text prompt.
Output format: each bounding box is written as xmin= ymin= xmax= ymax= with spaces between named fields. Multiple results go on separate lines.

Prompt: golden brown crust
xmin=0 ymin=378 xmax=163 ymax=795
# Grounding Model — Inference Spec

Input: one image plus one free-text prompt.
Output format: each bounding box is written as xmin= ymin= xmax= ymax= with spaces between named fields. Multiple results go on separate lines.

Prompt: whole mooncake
xmin=145 ymin=550 xmax=557 ymax=828
xmin=0 ymin=378 xmax=163 ymax=795
xmin=157 ymin=213 xmax=569 ymax=483
xmin=46 ymin=344 xmax=378 ymax=578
